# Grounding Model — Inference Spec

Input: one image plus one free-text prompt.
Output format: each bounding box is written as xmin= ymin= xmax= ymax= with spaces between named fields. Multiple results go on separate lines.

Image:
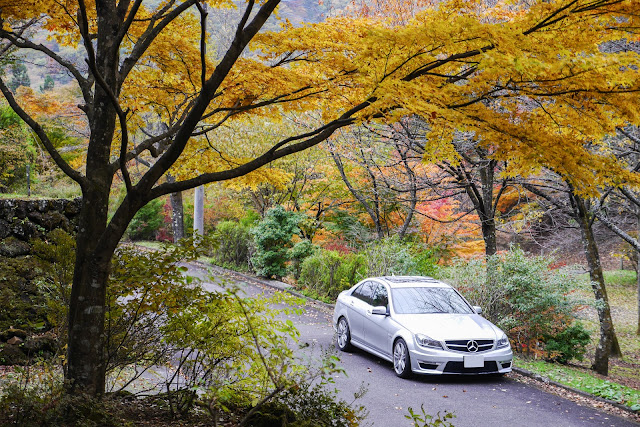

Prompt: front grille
xmin=443 ymin=361 xmax=499 ymax=374
xmin=445 ymin=339 xmax=494 ymax=352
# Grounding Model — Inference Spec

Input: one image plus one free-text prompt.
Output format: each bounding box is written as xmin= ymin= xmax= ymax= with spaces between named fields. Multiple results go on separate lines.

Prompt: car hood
xmin=393 ymin=313 xmax=500 ymax=341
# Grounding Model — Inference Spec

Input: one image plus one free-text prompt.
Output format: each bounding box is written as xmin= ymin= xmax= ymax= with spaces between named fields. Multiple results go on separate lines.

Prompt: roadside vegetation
xmin=0 ymin=238 xmax=367 ymax=425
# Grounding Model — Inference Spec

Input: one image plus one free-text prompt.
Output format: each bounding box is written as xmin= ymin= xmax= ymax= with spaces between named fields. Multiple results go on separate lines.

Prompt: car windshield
xmin=391 ymin=286 xmax=473 ymax=314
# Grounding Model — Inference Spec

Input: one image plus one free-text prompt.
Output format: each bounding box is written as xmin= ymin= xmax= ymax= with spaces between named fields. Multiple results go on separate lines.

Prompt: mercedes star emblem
xmin=466 ymin=340 xmax=479 ymax=352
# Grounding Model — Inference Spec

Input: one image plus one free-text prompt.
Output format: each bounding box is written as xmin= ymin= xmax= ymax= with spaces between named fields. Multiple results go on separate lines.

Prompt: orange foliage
xmin=417 ymin=197 xmax=484 ymax=258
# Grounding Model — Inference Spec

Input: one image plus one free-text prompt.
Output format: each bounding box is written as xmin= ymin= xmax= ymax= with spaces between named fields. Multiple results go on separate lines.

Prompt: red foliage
xmin=323 ymin=239 xmax=355 ymax=254
xmin=156 ymin=199 xmax=174 ymax=242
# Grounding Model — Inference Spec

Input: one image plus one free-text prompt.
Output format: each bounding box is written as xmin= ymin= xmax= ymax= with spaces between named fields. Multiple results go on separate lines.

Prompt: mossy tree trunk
xmin=570 ymin=192 xmax=622 ymax=376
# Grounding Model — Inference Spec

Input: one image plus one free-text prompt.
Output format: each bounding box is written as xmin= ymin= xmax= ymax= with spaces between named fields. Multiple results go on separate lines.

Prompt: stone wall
xmin=0 ymin=198 xmax=81 ymax=249
xmin=0 ymin=198 xmax=80 ymax=364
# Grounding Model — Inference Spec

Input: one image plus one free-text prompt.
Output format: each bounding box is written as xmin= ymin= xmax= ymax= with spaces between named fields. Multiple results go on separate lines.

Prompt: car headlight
xmin=496 ymin=333 xmax=510 ymax=349
xmin=415 ymin=334 xmax=443 ymax=349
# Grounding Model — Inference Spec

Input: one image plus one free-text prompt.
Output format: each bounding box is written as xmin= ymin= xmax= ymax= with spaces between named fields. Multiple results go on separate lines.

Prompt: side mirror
xmin=473 ymin=306 xmax=483 ymax=315
xmin=371 ymin=306 xmax=388 ymax=316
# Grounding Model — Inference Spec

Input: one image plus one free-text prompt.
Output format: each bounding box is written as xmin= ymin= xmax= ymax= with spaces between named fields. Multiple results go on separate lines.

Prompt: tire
xmin=393 ymin=338 xmax=412 ymax=378
xmin=336 ymin=317 xmax=353 ymax=352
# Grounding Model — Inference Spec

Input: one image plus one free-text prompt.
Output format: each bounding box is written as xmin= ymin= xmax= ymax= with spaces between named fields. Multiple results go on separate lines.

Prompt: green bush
xmin=410 ymin=243 xmax=445 ymax=277
xmin=289 ymin=239 xmax=316 ymax=280
xmin=297 ymin=238 xmax=447 ymax=301
xmin=126 ymin=198 xmax=164 ymax=241
xmin=251 ymin=205 xmax=301 ymax=279
xmin=442 ymin=248 xmax=591 ymax=359
xmin=299 ymin=250 xmax=365 ymax=299
xmin=105 ymin=242 xmax=202 ymax=386
xmin=210 ymin=220 xmax=253 ymax=270
xmin=543 ymin=323 xmax=591 ymax=364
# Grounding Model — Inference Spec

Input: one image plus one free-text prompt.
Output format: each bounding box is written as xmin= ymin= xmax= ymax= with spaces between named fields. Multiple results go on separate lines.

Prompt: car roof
xmin=373 ymin=276 xmax=452 ymax=288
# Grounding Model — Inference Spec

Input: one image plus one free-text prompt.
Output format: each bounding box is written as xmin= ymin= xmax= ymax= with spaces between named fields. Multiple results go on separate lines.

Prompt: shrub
xmin=442 ymin=248 xmax=591 ymax=359
xmin=543 ymin=323 xmax=591 ymax=364
xmin=298 ymin=249 xmax=365 ymax=299
xmin=289 ymin=239 xmax=315 ymax=280
xmin=410 ymin=243 xmax=446 ymax=277
xmin=0 ymin=358 xmax=122 ymax=427
xmin=245 ymin=378 xmax=366 ymax=427
xmin=361 ymin=236 xmax=417 ymax=277
xmin=210 ymin=220 xmax=253 ymax=270
xmin=0 ymin=382 xmax=125 ymax=426
xmin=105 ymin=242 xmax=202 ymax=387
xmin=126 ymin=198 xmax=164 ymax=241
xmin=251 ymin=205 xmax=301 ymax=279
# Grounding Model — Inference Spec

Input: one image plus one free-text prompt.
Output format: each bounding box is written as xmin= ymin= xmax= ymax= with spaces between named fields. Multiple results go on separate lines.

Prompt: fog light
xmin=500 ymin=361 xmax=512 ymax=368
xmin=418 ymin=361 xmax=440 ymax=370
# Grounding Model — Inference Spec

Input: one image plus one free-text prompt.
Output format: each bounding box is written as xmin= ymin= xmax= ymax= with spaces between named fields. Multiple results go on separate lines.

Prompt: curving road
xmin=192 ymin=264 xmax=639 ymax=427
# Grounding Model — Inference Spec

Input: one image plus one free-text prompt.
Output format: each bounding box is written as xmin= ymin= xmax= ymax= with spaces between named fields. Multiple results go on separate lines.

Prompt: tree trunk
xmin=66 ymin=186 xmax=114 ymax=395
xmin=481 ymin=216 xmax=498 ymax=257
xmin=479 ymin=158 xmax=498 ymax=257
xmin=66 ymin=2 xmax=121 ymax=395
xmin=167 ymin=174 xmax=185 ymax=242
xmin=397 ymin=148 xmax=417 ymax=239
xmin=572 ymin=194 xmax=622 ymax=375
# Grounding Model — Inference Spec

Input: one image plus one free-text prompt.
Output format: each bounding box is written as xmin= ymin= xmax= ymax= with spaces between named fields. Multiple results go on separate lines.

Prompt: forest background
xmin=1 ymin=0 xmax=640 ymax=424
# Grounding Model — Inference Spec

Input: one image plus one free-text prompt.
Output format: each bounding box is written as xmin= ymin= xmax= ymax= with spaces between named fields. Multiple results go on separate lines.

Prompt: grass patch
xmin=132 ymin=240 xmax=165 ymax=251
xmin=515 ymin=357 xmax=640 ymax=411
xmin=603 ymin=270 xmax=636 ymax=288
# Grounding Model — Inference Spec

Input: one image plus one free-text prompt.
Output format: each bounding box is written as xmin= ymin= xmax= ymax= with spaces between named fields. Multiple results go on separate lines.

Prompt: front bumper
xmin=408 ymin=345 xmax=513 ymax=375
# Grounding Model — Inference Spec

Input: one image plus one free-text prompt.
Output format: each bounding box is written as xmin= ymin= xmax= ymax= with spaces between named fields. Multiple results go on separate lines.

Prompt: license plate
xmin=464 ymin=355 xmax=485 ymax=368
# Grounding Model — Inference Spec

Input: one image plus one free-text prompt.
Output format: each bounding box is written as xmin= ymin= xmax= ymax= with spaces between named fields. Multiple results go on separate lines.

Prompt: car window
xmin=352 ymin=281 xmax=376 ymax=305
xmin=391 ymin=286 xmax=473 ymax=314
xmin=371 ymin=284 xmax=388 ymax=307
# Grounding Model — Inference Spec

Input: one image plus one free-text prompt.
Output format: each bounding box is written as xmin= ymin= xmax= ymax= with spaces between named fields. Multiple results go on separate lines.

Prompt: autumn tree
xmin=523 ymin=171 xmax=623 ymax=375
xmin=1 ymin=0 xmax=639 ymax=395
xmin=366 ymin=117 xmax=519 ymax=257
xmin=591 ymin=127 xmax=640 ymax=335
xmin=329 ymin=119 xmax=454 ymax=242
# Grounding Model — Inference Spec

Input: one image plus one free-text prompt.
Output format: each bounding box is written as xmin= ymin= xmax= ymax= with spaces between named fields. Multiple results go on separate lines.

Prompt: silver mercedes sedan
xmin=333 ymin=276 xmax=512 ymax=377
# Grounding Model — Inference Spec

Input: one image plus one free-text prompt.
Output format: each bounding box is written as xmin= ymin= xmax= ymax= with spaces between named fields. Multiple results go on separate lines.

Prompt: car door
xmin=363 ymin=283 xmax=394 ymax=357
xmin=347 ymin=281 xmax=376 ymax=344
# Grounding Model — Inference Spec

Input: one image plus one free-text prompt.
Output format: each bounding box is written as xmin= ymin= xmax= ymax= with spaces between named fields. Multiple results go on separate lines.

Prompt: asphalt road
xmin=191 ymin=264 xmax=639 ymax=427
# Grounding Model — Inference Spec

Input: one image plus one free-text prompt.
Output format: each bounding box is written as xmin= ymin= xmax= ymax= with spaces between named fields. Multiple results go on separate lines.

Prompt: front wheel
xmin=393 ymin=338 xmax=412 ymax=378
xmin=336 ymin=317 xmax=352 ymax=352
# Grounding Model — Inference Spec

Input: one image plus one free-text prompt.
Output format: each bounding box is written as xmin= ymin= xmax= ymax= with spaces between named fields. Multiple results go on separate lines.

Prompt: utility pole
xmin=194 ymin=185 xmax=205 ymax=238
